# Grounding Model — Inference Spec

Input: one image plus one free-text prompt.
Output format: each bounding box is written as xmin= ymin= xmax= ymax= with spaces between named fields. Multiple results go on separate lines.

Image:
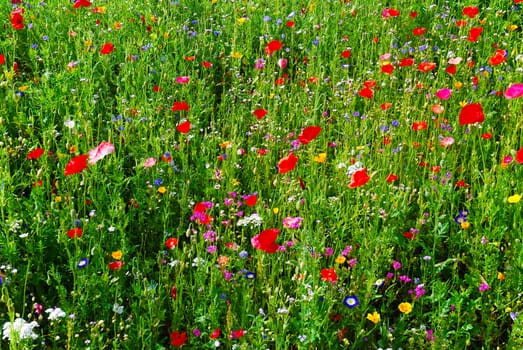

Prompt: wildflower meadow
xmin=1 ymin=0 xmax=523 ymax=348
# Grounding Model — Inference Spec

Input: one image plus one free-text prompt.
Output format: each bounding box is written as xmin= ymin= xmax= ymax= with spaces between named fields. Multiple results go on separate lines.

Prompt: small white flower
xmin=3 ymin=318 xmax=39 ymax=341
xmin=45 ymin=307 xmax=66 ymax=321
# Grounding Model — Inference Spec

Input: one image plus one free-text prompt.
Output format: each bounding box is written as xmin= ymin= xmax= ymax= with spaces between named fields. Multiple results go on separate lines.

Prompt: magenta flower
xmin=505 ymin=83 xmax=523 ymax=99
xmin=175 ymin=76 xmax=190 ymax=84
xmin=88 ymin=141 xmax=115 ymax=165
xmin=282 ymin=216 xmax=303 ymax=229
xmin=478 ymin=282 xmax=489 ymax=292
xmin=436 ymin=88 xmax=452 ymax=100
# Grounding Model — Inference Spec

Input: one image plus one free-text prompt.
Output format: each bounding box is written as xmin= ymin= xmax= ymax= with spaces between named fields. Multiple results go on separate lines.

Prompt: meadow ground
xmin=1 ymin=0 xmax=523 ymax=349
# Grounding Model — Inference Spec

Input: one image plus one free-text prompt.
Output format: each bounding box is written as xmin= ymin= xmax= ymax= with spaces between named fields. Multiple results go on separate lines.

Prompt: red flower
xmin=171 ymin=101 xmax=190 ymax=112
xmin=298 ymin=126 xmax=322 ymax=145
xmin=321 ymin=268 xmax=337 ymax=282
xmin=10 ymin=9 xmax=24 ymax=30
xmin=467 ymin=27 xmax=483 ymax=42
xmin=210 ymin=328 xmax=221 ymax=339
xmin=230 ymin=329 xmax=245 ymax=339
xmin=341 ymin=50 xmax=351 ymax=58
xmin=399 ymin=58 xmax=414 ymax=67
xmin=459 ymin=103 xmax=484 ymax=125
xmin=409 ymin=11 xmax=418 ymax=18
xmin=463 ymin=6 xmax=479 ymax=18
xmin=412 ymin=121 xmax=427 ymax=131
xmin=481 ymin=132 xmax=493 ymax=139
xmin=381 ymin=64 xmax=395 ymax=74
xmin=27 ymin=148 xmax=44 ymax=160
xmin=516 ymin=146 xmax=523 ymax=164
xmin=358 ymin=87 xmax=374 ymax=98
xmin=67 ymin=228 xmax=83 ymax=239
xmin=489 ymin=50 xmax=507 ymax=66
xmin=252 ymin=109 xmax=268 ymax=120
xmin=386 ymin=173 xmax=398 ymax=183
xmin=349 ymin=168 xmax=370 ymax=188
xmin=418 ymin=62 xmax=436 ymax=72
xmin=170 ymin=331 xmax=188 ymax=347
xmin=73 ymin=0 xmax=92 ymax=8
xmin=381 ymin=103 xmax=392 ymax=111
xmin=278 ymin=153 xmax=298 ymax=174
xmin=412 ymin=27 xmax=426 ymax=36
xmin=202 ymin=61 xmax=213 ymax=68
xmin=455 ymin=180 xmax=469 ymax=188
xmin=108 ymin=261 xmax=124 ymax=271
xmin=100 ymin=43 xmax=115 ymax=55
xmin=286 ymin=21 xmax=295 ymax=28
xmin=170 ymin=286 xmax=177 ymax=299
xmin=176 ymin=121 xmax=191 ymax=133
xmin=0 ymin=54 xmax=5 ymax=65
xmin=446 ymin=64 xmax=457 ymax=75
xmin=65 ymin=155 xmax=88 ymax=176
xmin=265 ymin=40 xmax=282 ymax=55
xmin=251 ymin=228 xmax=280 ymax=253
xmin=165 ymin=238 xmax=178 ymax=249
xmin=244 ymin=194 xmax=257 ymax=207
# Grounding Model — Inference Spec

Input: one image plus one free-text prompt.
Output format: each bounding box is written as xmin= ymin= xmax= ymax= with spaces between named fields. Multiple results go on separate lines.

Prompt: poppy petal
xmin=505 ymin=84 xmax=523 ymax=99
xmin=298 ymin=126 xmax=322 ymax=145
xmin=459 ymin=103 xmax=484 ymax=125
xmin=278 ymin=153 xmax=298 ymax=174
xmin=65 ymin=155 xmax=89 ymax=176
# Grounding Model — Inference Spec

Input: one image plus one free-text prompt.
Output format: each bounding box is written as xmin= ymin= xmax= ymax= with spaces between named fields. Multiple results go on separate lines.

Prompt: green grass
xmin=1 ymin=0 xmax=523 ymax=349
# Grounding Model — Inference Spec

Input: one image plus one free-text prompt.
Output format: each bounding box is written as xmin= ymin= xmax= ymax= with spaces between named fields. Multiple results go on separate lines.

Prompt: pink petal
xmin=436 ymin=88 xmax=452 ymax=100
xmin=88 ymin=141 xmax=115 ymax=164
xmin=505 ymin=83 xmax=523 ymax=99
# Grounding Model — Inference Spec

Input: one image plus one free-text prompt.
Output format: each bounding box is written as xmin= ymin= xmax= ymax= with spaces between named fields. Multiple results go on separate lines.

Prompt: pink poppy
xmin=88 ymin=141 xmax=115 ymax=164
xmin=505 ymin=84 xmax=523 ymax=99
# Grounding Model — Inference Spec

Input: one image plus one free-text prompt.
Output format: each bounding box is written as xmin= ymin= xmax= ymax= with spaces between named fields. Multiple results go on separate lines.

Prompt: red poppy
xmin=383 ymin=136 xmax=391 ymax=145
xmin=386 ymin=173 xmax=398 ymax=182
xmin=358 ymin=87 xmax=374 ymax=98
xmin=399 ymin=58 xmax=414 ymax=67
xmin=265 ymin=40 xmax=282 ymax=55
xmin=459 ymin=103 xmax=484 ymax=125
xmin=516 ymin=147 xmax=523 ymax=164
xmin=152 ymin=85 xmax=161 ymax=92
xmin=210 ymin=328 xmax=221 ymax=339
xmin=170 ymin=286 xmax=177 ymax=298
xmin=65 ymin=155 xmax=89 ymax=176
xmin=176 ymin=121 xmax=191 ymax=133
xmin=251 ymin=228 xmax=280 ymax=253
xmin=409 ymin=11 xmax=418 ymax=18
xmin=349 ymin=168 xmax=370 ymax=188
xmin=403 ymin=231 xmax=415 ymax=240
xmin=0 ymin=54 xmax=5 ymax=65
xmin=381 ymin=103 xmax=392 ymax=110
xmin=467 ymin=27 xmax=483 ymax=42
xmin=67 ymin=228 xmax=83 ymax=239
xmin=418 ymin=62 xmax=436 ymax=73
xmin=481 ymin=132 xmax=493 ymax=139
xmin=286 ymin=21 xmax=295 ymax=28
xmin=108 ymin=261 xmax=124 ymax=271
xmin=455 ymin=180 xmax=469 ymax=188
xmin=171 ymin=101 xmax=190 ymax=112
xmin=456 ymin=20 xmax=467 ymax=27
xmin=412 ymin=121 xmax=427 ymax=130
xmin=278 ymin=153 xmax=298 ymax=174
xmin=165 ymin=238 xmax=178 ymax=249
xmin=244 ymin=194 xmax=257 ymax=206
xmin=412 ymin=27 xmax=426 ymax=36
xmin=253 ymin=109 xmax=268 ymax=120
xmin=363 ymin=80 xmax=377 ymax=88
xmin=10 ymin=9 xmax=24 ymax=30
xmin=341 ymin=50 xmax=351 ymax=58
xmin=446 ymin=64 xmax=457 ymax=75
xmin=462 ymin=6 xmax=479 ymax=18
xmin=381 ymin=64 xmax=395 ymax=74
xmin=73 ymin=0 xmax=92 ymax=8
xmin=489 ymin=50 xmax=507 ymax=66
xmin=230 ymin=329 xmax=245 ymax=339
xmin=27 ymin=148 xmax=44 ymax=160
xmin=202 ymin=61 xmax=213 ymax=68
xmin=321 ymin=268 xmax=337 ymax=282
xmin=298 ymin=126 xmax=322 ymax=145
xmin=100 ymin=43 xmax=114 ymax=55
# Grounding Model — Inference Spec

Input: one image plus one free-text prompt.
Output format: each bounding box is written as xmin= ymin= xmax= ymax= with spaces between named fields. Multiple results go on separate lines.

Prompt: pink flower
xmin=436 ymin=88 xmax=452 ymax=100
xmin=277 ymin=58 xmax=288 ymax=69
xmin=282 ymin=216 xmax=303 ymax=229
xmin=175 ymin=76 xmax=190 ymax=84
xmin=143 ymin=157 xmax=157 ymax=167
xmin=478 ymin=282 xmax=489 ymax=292
xmin=88 ymin=141 xmax=115 ymax=164
xmin=439 ymin=137 xmax=455 ymax=147
xmin=505 ymin=83 xmax=523 ymax=99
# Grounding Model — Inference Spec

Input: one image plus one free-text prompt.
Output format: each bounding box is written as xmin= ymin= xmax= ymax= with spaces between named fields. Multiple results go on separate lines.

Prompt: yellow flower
xmin=508 ymin=194 xmax=521 ymax=204
xmin=455 ymin=81 xmax=463 ymax=89
xmin=498 ymin=272 xmax=505 ymax=281
xmin=231 ymin=178 xmax=240 ymax=186
xmin=19 ymin=85 xmax=28 ymax=92
xmin=164 ymin=32 xmax=170 ymax=39
xmin=158 ymin=186 xmax=167 ymax=194
xmin=273 ymin=207 xmax=279 ymax=214
xmin=335 ymin=256 xmax=346 ymax=264
xmin=231 ymin=51 xmax=243 ymax=59
xmin=461 ymin=221 xmax=470 ymax=230
xmin=398 ymin=302 xmax=412 ymax=314
xmin=55 ymin=196 xmax=62 ymax=203
xmin=237 ymin=17 xmax=247 ymax=25
xmin=112 ymin=250 xmax=123 ymax=260
xmin=313 ymin=153 xmax=327 ymax=163
xmin=508 ymin=25 xmax=518 ymax=32
xmin=366 ymin=311 xmax=380 ymax=324
xmin=220 ymin=141 xmax=231 ymax=148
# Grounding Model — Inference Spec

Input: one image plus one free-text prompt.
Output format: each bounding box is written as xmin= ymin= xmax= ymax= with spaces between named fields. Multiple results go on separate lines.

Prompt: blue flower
xmin=77 ymin=258 xmax=89 ymax=269
xmin=245 ymin=272 xmax=256 ymax=280
xmin=343 ymin=295 xmax=359 ymax=309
